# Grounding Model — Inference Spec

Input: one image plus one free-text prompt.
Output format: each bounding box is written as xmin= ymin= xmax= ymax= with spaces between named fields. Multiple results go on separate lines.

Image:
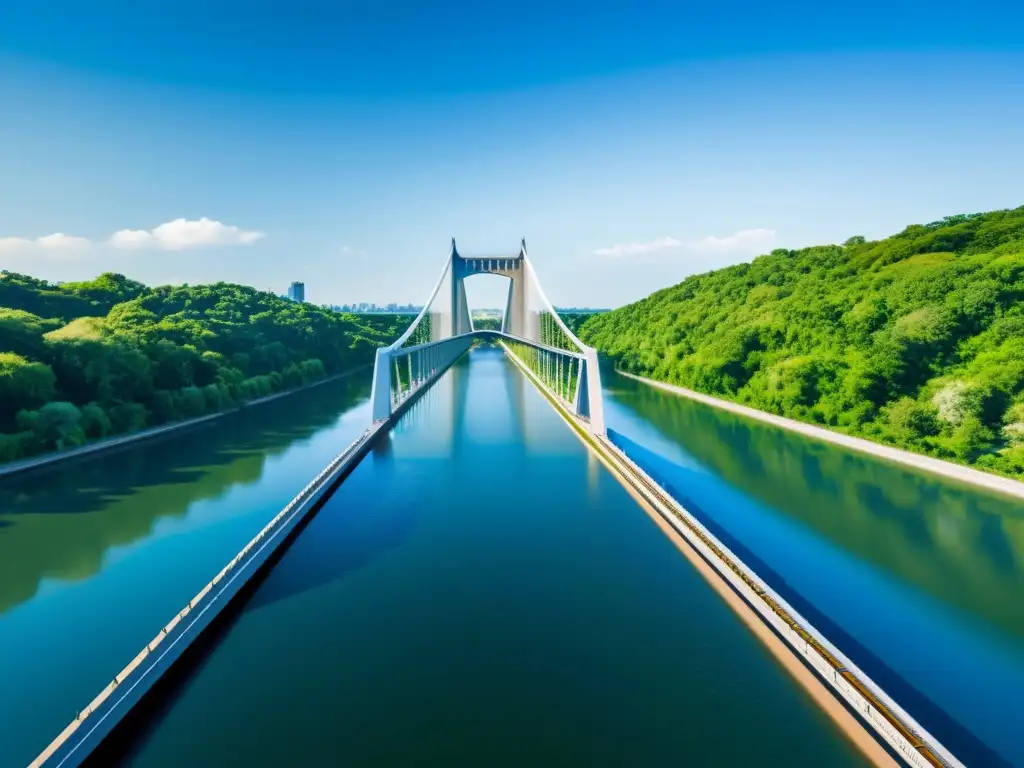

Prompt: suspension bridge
xmin=370 ymin=238 xmax=604 ymax=435
xmin=32 ymin=241 xmax=960 ymax=768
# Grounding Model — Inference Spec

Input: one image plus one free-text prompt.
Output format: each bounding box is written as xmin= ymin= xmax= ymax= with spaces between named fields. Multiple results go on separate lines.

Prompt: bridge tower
xmin=370 ymin=240 xmax=605 ymax=435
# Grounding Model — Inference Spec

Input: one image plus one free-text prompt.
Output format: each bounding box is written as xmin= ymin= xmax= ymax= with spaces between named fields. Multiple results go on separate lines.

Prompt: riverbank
xmin=618 ymin=370 xmax=1024 ymax=502
xmin=0 ymin=366 xmax=370 ymax=479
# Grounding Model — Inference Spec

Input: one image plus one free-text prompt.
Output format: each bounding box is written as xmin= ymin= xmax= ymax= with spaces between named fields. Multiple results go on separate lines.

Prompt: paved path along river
xmin=24 ymin=349 xmax=863 ymax=766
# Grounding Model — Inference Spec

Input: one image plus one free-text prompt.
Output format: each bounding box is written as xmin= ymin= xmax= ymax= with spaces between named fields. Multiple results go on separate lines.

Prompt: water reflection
xmin=609 ymin=430 xmax=1009 ymax=767
xmin=245 ymin=444 xmax=410 ymax=612
xmin=605 ymin=372 xmax=1024 ymax=638
xmin=111 ymin=348 xmax=864 ymax=768
xmin=0 ymin=375 xmax=371 ymax=618
xmin=248 ymin=352 xmax=542 ymax=612
xmin=603 ymin=369 xmax=1024 ymax=766
xmin=393 ymin=350 xmax=540 ymax=456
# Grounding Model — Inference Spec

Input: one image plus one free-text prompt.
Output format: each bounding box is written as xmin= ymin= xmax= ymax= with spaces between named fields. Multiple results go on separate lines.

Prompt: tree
xmin=0 ymin=272 xmax=403 ymax=462
xmin=17 ymin=401 xmax=84 ymax=451
xmin=0 ymin=353 xmax=57 ymax=429
xmin=0 ymin=308 xmax=59 ymax=358
xmin=579 ymin=203 xmax=1024 ymax=478
xmin=80 ymin=403 xmax=113 ymax=440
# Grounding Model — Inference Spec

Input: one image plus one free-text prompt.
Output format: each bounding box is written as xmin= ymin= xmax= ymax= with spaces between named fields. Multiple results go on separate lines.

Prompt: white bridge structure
xmin=370 ymin=239 xmax=605 ymax=434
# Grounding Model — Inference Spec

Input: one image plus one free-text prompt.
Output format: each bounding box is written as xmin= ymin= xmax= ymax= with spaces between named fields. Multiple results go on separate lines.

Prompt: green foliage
xmin=107 ymin=402 xmax=148 ymax=433
xmin=471 ymin=315 xmax=502 ymax=331
xmin=0 ymin=272 xmax=98 ymax=320
xmin=0 ymin=352 xmax=57 ymax=429
xmin=558 ymin=311 xmax=607 ymax=336
xmin=79 ymin=402 xmax=112 ymax=440
xmin=580 ymin=204 xmax=1024 ymax=478
xmin=17 ymin=401 xmax=85 ymax=452
xmin=0 ymin=273 xmax=402 ymax=462
xmin=0 ymin=308 xmax=60 ymax=358
xmin=0 ymin=431 xmax=33 ymax=462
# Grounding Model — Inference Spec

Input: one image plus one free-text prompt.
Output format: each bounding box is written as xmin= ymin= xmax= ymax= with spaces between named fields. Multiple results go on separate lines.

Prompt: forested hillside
xmin=558 ymin=311 xmax=607 ymax=336
xmin=0 ymin=272 xmax=405 ymax=462
xmin=580 ymin=206 xmax=1024 ymax=478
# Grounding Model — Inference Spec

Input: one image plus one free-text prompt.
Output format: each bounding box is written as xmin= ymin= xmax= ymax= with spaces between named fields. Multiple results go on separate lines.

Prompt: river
xmin=0 ymin=374 xmax=373 ymax=767
xmin=602 ymin=367 xmax=1024 ymax=767
xmin=0 ymin=349 xmax=862 ymax=766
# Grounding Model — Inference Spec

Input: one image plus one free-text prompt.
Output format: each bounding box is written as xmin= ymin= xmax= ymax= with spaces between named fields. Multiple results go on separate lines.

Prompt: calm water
xmin=10 ymin=347 xmax=1021 ymax=766
xmin=0 ymin=374 xmax=374 ymax=768
xmin=602 ymin=369 xmax=1024 ymax=767
xmin=96 ymin=349 xmax=861 ymax=766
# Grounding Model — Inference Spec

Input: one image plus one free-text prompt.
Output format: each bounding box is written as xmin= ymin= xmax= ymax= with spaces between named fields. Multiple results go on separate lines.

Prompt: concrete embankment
xmin=0 ymin=367 xmax=369 ymax=480
xmin=503 ymin=345 xmax=961 ymax=768
xmin=618 ymin=370 xmax=1024 ymax=501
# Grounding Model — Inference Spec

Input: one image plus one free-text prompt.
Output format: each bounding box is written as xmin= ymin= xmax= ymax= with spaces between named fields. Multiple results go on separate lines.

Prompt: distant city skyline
xmin=323 ymin=303 xmax=609 ymax=315
xmin=330 ymin=302 xmax=423 ymax=314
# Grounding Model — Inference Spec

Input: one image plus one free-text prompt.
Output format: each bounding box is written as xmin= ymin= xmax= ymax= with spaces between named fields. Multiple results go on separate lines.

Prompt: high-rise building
xmin=287 ymin=281 xmax=305 ymax=302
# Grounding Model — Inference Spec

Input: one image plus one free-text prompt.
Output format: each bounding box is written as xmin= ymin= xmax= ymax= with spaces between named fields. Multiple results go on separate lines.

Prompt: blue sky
xmin=1 ymin=1 xmax=1022 ymax=309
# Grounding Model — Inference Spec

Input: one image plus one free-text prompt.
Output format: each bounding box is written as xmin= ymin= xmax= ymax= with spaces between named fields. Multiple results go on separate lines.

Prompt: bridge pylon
xmin=369 ymin=240 xmax=605 ymax=435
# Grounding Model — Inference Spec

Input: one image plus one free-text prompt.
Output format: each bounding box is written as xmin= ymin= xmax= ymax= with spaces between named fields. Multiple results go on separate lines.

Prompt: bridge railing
xmin=370 ymin=241 xmax=605 ymax=434
xmin=503 ymin=339 xmax=583 ymax=413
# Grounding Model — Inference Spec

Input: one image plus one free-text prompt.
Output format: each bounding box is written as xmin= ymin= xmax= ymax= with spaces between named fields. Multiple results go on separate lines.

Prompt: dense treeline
xmin=558 ymin=311 xmax=607 ymax=336
xmin=580 ymin=206 xmax=1024 ymax=479
xmin=0 ymin=272 xmax=406 ymax=462
xmin=471 ymin=315 xmax=502 ymax=331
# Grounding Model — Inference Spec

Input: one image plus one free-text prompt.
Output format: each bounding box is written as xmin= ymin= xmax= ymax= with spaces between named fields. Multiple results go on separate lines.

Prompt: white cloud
xmin=688 ymin=228 xmax=776 ymax=254
xmin=0 ymin=233 xmax=91 ymax=258
xmin=35 ymin=233 xmax=92 ymax=250
xmin=0 ymin=238 xmax=33 ymax=254
xmin=109 ymin=229 xmax=155 ymax=249
xmin=595 ymin=229 xmax=776 ymax=260
xmin=110 ymin=217 xmax=264 ymax=251
xmin=594 ymin=236 xmax=683 ymax=258
xmin=2 ymin=218 xmax=265 ymax=259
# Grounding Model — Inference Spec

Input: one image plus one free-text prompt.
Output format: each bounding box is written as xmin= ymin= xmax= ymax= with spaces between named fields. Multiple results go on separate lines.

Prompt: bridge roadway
xmin=29 ymin=348 xmax=872 ymax=767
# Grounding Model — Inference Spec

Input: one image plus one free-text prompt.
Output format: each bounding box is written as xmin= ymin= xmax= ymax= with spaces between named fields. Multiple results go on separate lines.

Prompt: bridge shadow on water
xmin=237 ymin=350 xmax=515 ymax=615
xmin=84 ymin=427 xmax=401 ymax=767
xmin=242 ymin=436 xmax=418 ymax=613
xmin=608 ymin=428 xmax=1012 ymax=768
